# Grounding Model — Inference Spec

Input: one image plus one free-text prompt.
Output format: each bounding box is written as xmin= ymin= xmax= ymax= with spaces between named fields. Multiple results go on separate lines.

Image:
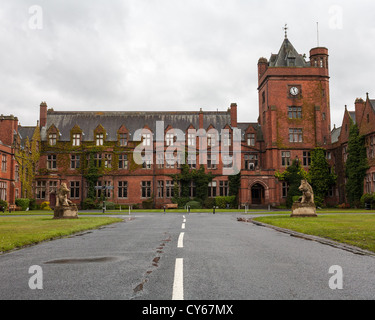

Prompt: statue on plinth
xmin=291 ymin=180 xmax=317 ymax=217
xmin=53 ymin=183 xmax=79 ymax=219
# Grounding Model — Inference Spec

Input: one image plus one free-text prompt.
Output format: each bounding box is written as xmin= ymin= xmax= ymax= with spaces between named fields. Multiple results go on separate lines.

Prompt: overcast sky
xmin=0 ymin=0 xmax=374 ymax=129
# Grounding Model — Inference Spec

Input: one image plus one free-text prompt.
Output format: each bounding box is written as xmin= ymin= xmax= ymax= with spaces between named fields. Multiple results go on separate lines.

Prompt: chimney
xmin=199 ymin=108 xmax=204 ymax=129
xmin=355 ymin=97 xmax=365 ymax=126
xmin=40 ymin=101 xmax=47 ymax=127
xmin=230 ymin=103 xmax=237 ymax=128
xmin=257 ymin=57 xmax=268 ymax=80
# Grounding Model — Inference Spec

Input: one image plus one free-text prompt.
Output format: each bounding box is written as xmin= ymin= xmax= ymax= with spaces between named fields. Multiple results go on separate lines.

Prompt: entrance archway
xmin=251 ymin=183 xmax=265 ymax=205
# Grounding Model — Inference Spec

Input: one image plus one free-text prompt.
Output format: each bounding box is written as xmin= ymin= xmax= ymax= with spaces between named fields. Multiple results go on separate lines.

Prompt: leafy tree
xmin=345 ymin=121 xmax=369 ymax=207
xmin=308 ymin=147 xmax=337 ymax=207
xmin=275 ymin=159 xmax=308 ymax=208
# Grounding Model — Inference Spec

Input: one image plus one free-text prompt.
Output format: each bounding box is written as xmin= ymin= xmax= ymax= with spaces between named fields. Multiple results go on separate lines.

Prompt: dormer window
xmin=166 ymin=132 xmax=174 ymax=146
xmin=247 ymin=133 xmax=255 ymax=146
xmin=72 ymin=133 xmax=81 ymax=146
xmin=49 ymin=133 xmax=57 ymax=146
xmin=96 ymin=133 xmax=104 ymax=146
xmin=119 ymin=133 xmax=128 ymax=146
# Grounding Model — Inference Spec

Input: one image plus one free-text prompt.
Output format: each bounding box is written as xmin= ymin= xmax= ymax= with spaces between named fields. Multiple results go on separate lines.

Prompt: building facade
xmin=2 ymin=35 xmax=373 ymax=208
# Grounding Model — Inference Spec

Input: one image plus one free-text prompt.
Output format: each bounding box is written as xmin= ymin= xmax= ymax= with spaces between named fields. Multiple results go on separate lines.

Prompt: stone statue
xmin=297 ymin=179 xmax=314 ymax=205
xmin=291 ymin=180 xmax=317 ymax=217
xmin=53 ymin=183 xmax=78 ymax=219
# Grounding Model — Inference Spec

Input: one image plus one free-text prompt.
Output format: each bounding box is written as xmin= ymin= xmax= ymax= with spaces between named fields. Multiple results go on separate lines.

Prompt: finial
xmin=283 ymin=24 xmax=288 ymax=39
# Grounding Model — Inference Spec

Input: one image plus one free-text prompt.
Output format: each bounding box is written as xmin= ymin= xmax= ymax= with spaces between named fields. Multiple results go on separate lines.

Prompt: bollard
xmin=213 ymin=206 xmax=215 ymax=214
xmin=164 ymin=206 xmax=166 ymax=214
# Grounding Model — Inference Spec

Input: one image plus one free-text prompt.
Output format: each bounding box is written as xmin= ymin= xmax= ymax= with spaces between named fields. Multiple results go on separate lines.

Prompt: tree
xmin=275 ymin=159 xmax=308 ymax=208
xmin=308 ymin=147 xmax=337 ymax=207
xmin=345 ymin=121 xmax=369 ymax=207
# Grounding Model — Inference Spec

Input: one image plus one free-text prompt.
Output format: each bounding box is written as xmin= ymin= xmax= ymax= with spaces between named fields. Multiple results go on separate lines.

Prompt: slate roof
xmin=41 ymin=110 xmax=234 ymax=142
xmin=370 ymin=100 xmax=375 ymax=112
xmin=18 ymin=126 xmax=37 ymax=147
xmin=331 ymin=126 xmax=341 ymax=144
xmin=269 ymin=38 xmax=309 ymax=68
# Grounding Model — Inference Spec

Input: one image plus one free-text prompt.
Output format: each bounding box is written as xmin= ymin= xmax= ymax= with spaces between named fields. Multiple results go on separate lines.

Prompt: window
xmin=47 ymin=155 xmax=57 ymax=170
xmin=142 ymin=153 xmax=152 ymax=169
xmin=189 ymin=181 xmax=196 ymax=198
xmin=0 ymin=181 xmax=7 ymax=201
xmin=207 ymin=154 xmax=217 ymax=169
xmin=49 ymin=133 xmax=57 ymax=146
xmin=96 ymin=133 xmax=104 ymax=146
xmin=208 ymin=181 xmax=217 ymax=198
xmin=49 ymin=181 xmax=58 ymax=194
xmin=142 ymin=133 xmax=151 ymax=146
xmin=166 ymin=133 xmax=174 ymax=146
xmin=282 ymin=151 xmax=291 ymax=166
xmin=262 ymin=91 xmax=265 ymax=104
xmin=188 ymin=133 xmax=195 ymax=146
xmin=244 ymin=154 xmax=258 ymax=170
xmin=72 ymin=133 xmax=81 ymax=146
xmin=247 ymin=133 xmax=255 ymax=146
xmin=70 ymin=155 xmax=80 ymax=169
xmin=282 ymin=182 xmax=289 ymax=198
xmin=165 ymin=152 xmax=175 ymax=169
xmin=36 ymin=181 xmax=46 ymax=199
xmin=15 ymin=165 xmax=19 ymax=182
xmin=166 ymin=181 xmax=174 ymax=198
xmin=94 ymin=153 xmax=102 ymax=167
xmin=289 ymin=128 xmax=303 ymax=143
xmin=119 ymin=133 xmax=128 ymax=146
xmin=343 ymin=146 xmax=348 ymax=162
xmin=157 ymin=181 xmax=164 ymax=198
xmin=118 ymin=181 xmax=128 ymax=198
xmin=70 ymin=181 xmax=80 ymax=199
xmin=188 ymin=154 xmax=196 ymax=169
xmin=104 ymin=154 xmax=112 ymax=168
xmin=219 ymin=181 xmax=229 ymax=197
xmin=119 ymin=154 xmax=128 ymax=169
xmin=96 ymin=181 xmax=111 ymax=198
xmin=207 ymin=133 xmax=216 ymax=147
xmin=303 ymin=151 xmax=311 ymax=167
xmin=322 ymin=112 xmax=326 ymax=121
xmin=288 ymin=107 xmax=302 ymax=119
xmin=223 ymin=131 xmax=231 ymax=146
xmin=1 ymin=154 xmax=7 ymax=172
xmin=156 ymin=153 xmax=164 ymax=169
xmin=222 ymin=154 xmax=232 ymax=168
xmin=142 ymin=181 xmax=151 ymax=198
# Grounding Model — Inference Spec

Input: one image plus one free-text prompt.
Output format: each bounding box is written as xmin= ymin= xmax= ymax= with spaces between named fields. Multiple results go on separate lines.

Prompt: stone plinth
xmin=291 ymin=202 xmax=317 ymax=217
xmin=54 ymin=205 xmax=79 ymax=219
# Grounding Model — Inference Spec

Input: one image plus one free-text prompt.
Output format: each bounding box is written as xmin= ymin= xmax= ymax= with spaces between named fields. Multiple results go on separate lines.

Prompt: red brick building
xmin=0 ymin=115 xmax=21 ymax=206
xmin=3 ymin=35 xmax=372 ymax=209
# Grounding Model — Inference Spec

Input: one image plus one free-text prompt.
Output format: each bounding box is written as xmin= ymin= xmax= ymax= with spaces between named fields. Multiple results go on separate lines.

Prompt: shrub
xmin=360 ymin=193 xmax=375 ymax=208
xmin=82 ymin=198 xmax=98 ymax=210
xmin=40 ymin=201 xmax=52 ymax=211
xmin=172 ymin=197 xmax=190 ymax=208
xmin=203 ymin=197 xmax=215 ymax=209
xmin=99 ymin=201 xmax=116 ymax=210
xmin=0 ymin=199 xmax=8 ymax=211
xmin=142 ymin=199 xmax=153 ymax=209
xmin=215 ymin=196 xmax=236 ymax=209
xmin=15 ymin=198 xmax=30 ymax=211
xmin=28 ymin=198 xmax=37 ymax=210
xmin=185 ymin=201 xmax=202 ymax=209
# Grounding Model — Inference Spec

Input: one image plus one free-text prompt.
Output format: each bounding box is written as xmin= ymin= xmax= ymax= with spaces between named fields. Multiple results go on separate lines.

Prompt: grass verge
xmin=253 ymin=214 xmax=375 ymax=253
xmin=0 ymin=216 xmax=123 ymax=253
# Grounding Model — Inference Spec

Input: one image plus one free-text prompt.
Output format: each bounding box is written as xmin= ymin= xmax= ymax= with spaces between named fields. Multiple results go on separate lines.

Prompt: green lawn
xmin=0 ymin=216 xmax=123 ymax=253
xmin=253 ymin=214 xmax=375 ymax=253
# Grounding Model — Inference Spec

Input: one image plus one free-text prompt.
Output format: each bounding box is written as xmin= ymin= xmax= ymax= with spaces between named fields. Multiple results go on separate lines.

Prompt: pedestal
xmin=291 ymin=202 xmax=317 ymax=217
xmin=53 ymin=205 xmax=79 ymax=219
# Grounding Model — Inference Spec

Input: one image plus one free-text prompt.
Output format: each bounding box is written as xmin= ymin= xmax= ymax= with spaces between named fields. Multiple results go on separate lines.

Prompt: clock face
xmin=290 ymin=87 xmax=299 ymax=96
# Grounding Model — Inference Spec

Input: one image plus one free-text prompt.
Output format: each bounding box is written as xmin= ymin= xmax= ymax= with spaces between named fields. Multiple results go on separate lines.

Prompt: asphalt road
xmin=0 ymin=212 xmax=375 ymax=300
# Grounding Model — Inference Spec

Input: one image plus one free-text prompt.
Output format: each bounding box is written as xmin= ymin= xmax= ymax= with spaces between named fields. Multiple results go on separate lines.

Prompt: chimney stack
xmin=40 ymin=101 xmax=47 ymax=127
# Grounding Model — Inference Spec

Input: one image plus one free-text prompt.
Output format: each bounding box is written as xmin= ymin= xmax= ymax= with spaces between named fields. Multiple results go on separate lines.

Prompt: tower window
xmin=288 ymin=107 xmax=302 ymax=119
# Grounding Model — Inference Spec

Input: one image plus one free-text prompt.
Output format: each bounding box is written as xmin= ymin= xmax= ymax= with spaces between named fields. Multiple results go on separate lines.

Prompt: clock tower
xmin=257 ymin=35 xmax=331 ymax=172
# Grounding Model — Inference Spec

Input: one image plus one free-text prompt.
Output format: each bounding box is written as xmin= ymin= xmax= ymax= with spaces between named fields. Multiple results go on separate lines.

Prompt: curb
xmin=241 ymin=217 xmax=375 ymax=258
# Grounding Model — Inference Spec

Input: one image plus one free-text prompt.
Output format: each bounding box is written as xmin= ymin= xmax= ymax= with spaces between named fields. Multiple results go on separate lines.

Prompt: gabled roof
xmin=370 ymin=100 xmax=375 ymax=112
xmin=331 ymin=126 xmax=341 ymax=144
xmin=40 ymin=110 xmax=232 ymax=142
xmin=18 ymin=126 xmax=37 ymax=147
xmin=269 ymin=38 xmax=309 ymax=67
xmin=237 ymin=123 xmax=264 ymax=142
